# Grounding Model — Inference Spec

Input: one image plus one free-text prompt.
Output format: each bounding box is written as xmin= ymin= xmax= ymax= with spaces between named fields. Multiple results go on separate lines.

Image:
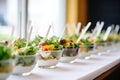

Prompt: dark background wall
xmin=87 ymin=0 xmax=120 ymax=30
xmin=87 ymin=1 xmax=120 ymax=79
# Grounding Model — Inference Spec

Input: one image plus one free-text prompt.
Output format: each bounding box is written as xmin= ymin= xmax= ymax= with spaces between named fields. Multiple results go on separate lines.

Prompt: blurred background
xmin=87 ymin=0 xmax=120 ymax=30
xmin=0 ymin=0 xmax=120 ymax=39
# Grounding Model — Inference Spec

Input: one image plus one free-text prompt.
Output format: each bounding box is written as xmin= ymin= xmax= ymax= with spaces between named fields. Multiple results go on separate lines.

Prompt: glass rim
xmin=95 ymin=42 xmax=107 ymax=45
xmin=79 ymin=44 xmax=94 ymax=48
xmin=15 ymin=54 xmax=36 ymax=57
xmin=0 ymin=59 xmax=13 ymax=62
xmin=63 ymin=48 xmax=79 ymax=49
xmin=40 ymin=49 xmax=63 ymax=52
xmin=95 ymin=41 xmax=113 ymax=44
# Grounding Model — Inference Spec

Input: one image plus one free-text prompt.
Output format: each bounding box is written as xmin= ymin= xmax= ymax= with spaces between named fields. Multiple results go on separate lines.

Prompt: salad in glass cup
xmin=59 ymin=39 xmax=79 ymax=63
xmin=93 ymin=35 xmax=112 ymax=55
xmin=0 ymin=44 xmax=13 ymax=80
xmin=78 ymin=39 xmax=95 ymax=59
xmin=107 ymin=33 xmax=120 ymax=50
xmin=38 ymin=36 xmax=63 ymax=68
xmin=12 ymin=46 xmax=38 ymax=75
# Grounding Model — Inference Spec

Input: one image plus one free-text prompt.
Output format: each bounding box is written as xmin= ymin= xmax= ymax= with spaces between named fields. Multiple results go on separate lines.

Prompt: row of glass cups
xmin=37 ymin=41 xmax=120 ymax=68
xmin=1 ymin=41 xmax=119 ymax=79
xmin=0 ymin=48 xmax=88 ymax=78
xmin=95 ymin=41 xmax=120 ymax=55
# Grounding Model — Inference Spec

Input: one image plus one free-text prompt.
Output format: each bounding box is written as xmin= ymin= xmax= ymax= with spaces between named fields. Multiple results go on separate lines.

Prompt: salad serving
xmin=0 ymin=44 xmax=13 ymax=80
xmin=15 ymin=46 xmax=38 ymax=66
xmin=60 ymin=39 xmax=79 ymax=57
xmin=78 ymin=38 xmax=95 ymax=58
xmin=38 ymin=36 xmax=63 ymax=68
xmin=59 ymin=35 xmax=79 ymax=63
xmin=12 ymin=45 xmax=38 ymax=75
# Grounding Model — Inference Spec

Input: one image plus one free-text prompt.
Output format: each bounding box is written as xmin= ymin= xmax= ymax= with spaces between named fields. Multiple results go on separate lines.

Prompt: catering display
xmin=1 ymin=21 xmax=120 ymax=79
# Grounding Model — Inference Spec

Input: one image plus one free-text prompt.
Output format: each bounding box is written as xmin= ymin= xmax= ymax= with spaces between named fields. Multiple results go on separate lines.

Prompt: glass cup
xmin=111 ymin=41 xmax=119 ymax=51
xmin=78 ymin=45 xmax=95 ymax=59
xmin=116 ymin=41 xmax=120 ymax=47
xmin=12 ymin=55 xmax=37 ymax=75
xmin=60 ymin=48 xmax=79 ymax=63
xmin=0 ymin=59 xmax=13 ymax=80
xmin=38 ymin=50 xmax=63 ymax=68
xmin=105 ymin=42 xmax=114 ymax=52
xmin=95 ymin=42 xmax=109 ymax=55
xmin=96 ymin=42 xmax=107 ymax=53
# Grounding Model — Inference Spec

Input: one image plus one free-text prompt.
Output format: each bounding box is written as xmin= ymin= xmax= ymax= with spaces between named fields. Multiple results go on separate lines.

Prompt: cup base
xmin=60 ymin=56 xmax=76 ymax=63
xmin=12 ymin=72 xmax=32 ymax=76
xmin=78 ymin=56 xmax=91 ymax=60
xmin=60 ymin=60 xmax=75 ymax=63
xmin=39 ymin=65 xmax=57 ymax=69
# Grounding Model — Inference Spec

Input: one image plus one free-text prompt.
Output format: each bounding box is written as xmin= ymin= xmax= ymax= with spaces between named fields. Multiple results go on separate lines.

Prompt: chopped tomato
xmin=41 ymin=43 xmax=46 ymax=46
xmin=43 ymin=48 xmax=48 ymax=51
xmin=70 ymin=40 xmax=73 ymax=42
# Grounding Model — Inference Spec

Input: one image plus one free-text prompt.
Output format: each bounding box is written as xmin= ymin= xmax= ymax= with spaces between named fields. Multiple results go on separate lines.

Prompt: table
xmin=7 ymin=49 xmax=120 ymax=80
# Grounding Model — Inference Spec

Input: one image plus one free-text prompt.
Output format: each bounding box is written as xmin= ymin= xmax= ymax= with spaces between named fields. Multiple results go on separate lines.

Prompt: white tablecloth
xmin=7 ymin=49 xmax=120 ymax=80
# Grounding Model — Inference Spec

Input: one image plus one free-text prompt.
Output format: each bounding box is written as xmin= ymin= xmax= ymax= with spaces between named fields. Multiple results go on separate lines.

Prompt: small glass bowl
xmin=95 ymin=42 xmax=108 ymax=53
xmin=60 ymin=48 xmax=79 ymax=63
xmin=105 ymin=42 xmax=114 ymax=52
xmin=78 ymin=45 xmax=95 ymax=59
xmin=12 ymin=55 xmax=37 ymax=75
xmin=115 ymin=41 xmax=120 ymax=49
xmin=110 ymin=41 xmax=119 ymax=51
xmin=0 ymin=59 xmax=13 ymax=80
xmin=95 ymin=42 xmax=113 ymax=55
xmin=37 ymin=50 xmax=63 ymax=68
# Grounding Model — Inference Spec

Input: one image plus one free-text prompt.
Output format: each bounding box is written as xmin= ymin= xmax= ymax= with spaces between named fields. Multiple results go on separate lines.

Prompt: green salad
xmin=0 ymin=44 xmax=12 ymax=60
xmin=0 ymin=44 xmax=12 ymax=68
xmin=63 ymin=34 xmax=78 ymax=41
xmin=18 ymin=46 xmax=38 ymax=56
xmin=40 ymin=36 xmax=63 ymax=50
xmin=80 ymin=39 xmax=92 ymax=46
xmin=15 ymin=46 xmax=38 ymax=66
xmin=13 ymin=38 xmax=26 ymax=50
xmin=29 ymin=35 xmax=43 ymax=46
xmin=60 ymin=39 xmax=79 ymax=48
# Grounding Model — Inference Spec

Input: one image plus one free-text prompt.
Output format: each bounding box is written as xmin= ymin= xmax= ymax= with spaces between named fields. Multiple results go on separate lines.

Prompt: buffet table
xmin=7 ymin=49 xmax=120 ymax=80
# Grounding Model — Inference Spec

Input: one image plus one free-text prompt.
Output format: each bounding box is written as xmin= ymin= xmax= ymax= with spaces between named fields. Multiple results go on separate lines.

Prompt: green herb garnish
xmin=18 ymin=46 xmax=38 ymax=56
